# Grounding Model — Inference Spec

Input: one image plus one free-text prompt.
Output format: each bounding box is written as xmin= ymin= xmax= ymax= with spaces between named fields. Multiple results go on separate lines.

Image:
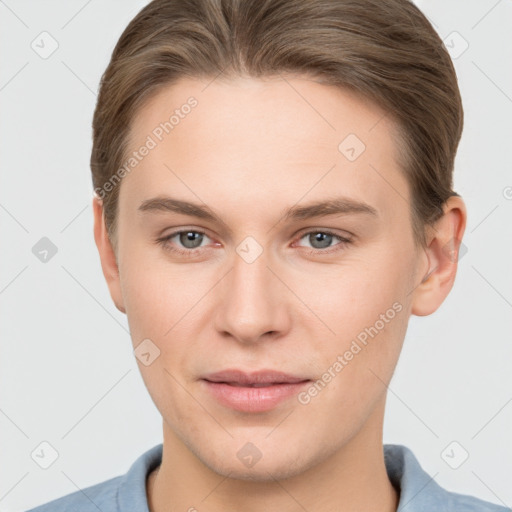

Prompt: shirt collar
xmin=117 ymin=443 xmax=162 ymax=512
xmin=116 ymin=443 xmax=450 ymax=512
xmin=384 ymin=444 xmax=448 ymax=511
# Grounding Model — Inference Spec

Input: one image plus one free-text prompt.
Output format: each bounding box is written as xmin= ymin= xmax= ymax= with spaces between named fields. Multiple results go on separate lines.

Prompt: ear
xmin=92 ymin=195 xmax=126 ymax=314
xmin=411 ymin=195 xmax=467 ymax=316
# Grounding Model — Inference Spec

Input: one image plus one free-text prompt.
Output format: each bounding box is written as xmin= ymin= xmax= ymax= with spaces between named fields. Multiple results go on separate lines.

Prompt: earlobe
xmin=411 ymin=196 xmax=467 ymax=317
xmin=92 ymin=196 xmax=126 ymax=314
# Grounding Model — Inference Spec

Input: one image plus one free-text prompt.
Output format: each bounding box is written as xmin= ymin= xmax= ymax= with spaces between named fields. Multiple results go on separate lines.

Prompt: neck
xmin=147 ymin=402 xmax=398 ymax=512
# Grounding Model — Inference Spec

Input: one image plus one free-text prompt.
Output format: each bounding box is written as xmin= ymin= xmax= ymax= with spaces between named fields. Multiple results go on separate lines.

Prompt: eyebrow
xmin=137 ymin=195 xmax=378 ymax=224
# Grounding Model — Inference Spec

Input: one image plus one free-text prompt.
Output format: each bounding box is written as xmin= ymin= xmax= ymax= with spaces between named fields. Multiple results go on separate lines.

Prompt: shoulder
xmin=25 ymin=443 xmax=163 ymax=512
xmin=384 ymin=444 xmax=509 ymax=512
xmin=441 ymin=490 xmax=510 ymax=512
xmin=25 ymin=475 xmax=122 ymax=512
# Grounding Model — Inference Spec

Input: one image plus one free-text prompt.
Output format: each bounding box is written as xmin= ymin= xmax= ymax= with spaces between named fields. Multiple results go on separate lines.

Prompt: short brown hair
xmin=91 ymin=0 xmax=463 ymax=253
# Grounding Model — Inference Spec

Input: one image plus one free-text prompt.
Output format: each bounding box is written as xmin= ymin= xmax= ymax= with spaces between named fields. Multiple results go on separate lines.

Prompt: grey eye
xmin=305 ymin=232 xmax=335 ymax=249
xmin=178 ymin=231 xmax=205 ymax=249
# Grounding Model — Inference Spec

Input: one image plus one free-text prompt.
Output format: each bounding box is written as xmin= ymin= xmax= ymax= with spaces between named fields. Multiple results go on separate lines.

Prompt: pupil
xmin=311 ymin=232 xmax=331 ymax=249
xmin=181 ymin=231 xmax=202 ymax=248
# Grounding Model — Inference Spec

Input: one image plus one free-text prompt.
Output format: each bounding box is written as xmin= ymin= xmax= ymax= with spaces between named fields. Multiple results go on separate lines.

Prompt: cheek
xmin=300 ymin=254 xmax=406 ymax=334
xmin=119 ymin=255 xmax=204 ymax=420
xmin=298 ymin=249 xmax=411 ymax=394
xmin=119 ymin=251 xmax=216 ymax=407
xmin=119 ymin=247 xmax=208 ymax=340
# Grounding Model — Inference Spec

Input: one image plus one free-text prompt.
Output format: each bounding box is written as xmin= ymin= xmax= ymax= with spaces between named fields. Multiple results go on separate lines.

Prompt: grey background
xmin=1 ymin=0 xmax=511 ymax=510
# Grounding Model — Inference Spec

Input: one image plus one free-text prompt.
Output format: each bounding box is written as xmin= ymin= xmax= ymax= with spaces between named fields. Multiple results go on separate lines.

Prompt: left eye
xmin=295 ymin=231 xmax=351 ymax=251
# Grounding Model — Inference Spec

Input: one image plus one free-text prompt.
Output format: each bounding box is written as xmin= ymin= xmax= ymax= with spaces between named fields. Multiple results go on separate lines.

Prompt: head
xmin=92 ymin=0 xmax=466 ymax=480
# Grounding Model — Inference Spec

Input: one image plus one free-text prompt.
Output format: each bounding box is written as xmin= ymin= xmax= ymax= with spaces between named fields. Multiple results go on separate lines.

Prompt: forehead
xmin=121 ymin=75 xmax=409 ymax=224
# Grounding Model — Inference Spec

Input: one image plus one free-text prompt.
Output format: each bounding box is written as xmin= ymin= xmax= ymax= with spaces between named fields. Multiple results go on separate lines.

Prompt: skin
xmin=93 ymin=75 xmax=466 ymax=512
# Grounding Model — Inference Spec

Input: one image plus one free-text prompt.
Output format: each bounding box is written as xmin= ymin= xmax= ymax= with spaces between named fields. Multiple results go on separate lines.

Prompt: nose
xmin=214 ymin=245 xmax=291 ymax=345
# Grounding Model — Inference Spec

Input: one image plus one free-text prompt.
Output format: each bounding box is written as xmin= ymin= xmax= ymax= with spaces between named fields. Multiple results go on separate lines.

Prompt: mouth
xmin=207 ymin=381 xmax=302 ymax=387
xmin=201 ymin=368 xmax=310 ymax=386
xmin=200 ymin=369 xmax=311 ymax=412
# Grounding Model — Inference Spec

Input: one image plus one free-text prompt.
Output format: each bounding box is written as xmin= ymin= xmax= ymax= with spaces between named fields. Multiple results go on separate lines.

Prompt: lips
xmin=200 ymin=369 xmax=312 ymax=412
xmin=202 ymin=369 xmax=310 ymax=386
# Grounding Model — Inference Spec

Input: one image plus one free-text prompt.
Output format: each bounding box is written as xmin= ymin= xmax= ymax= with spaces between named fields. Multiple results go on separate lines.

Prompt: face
xmin=96 ymin=75 xmax=431 ymax=480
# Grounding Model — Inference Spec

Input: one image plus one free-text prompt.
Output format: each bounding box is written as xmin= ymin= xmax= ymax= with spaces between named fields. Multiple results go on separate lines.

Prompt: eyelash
xmin=155 ymin=228 xmax=353 ymax=257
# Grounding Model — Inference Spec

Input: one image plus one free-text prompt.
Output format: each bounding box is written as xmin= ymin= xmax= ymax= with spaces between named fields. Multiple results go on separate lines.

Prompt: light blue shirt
xmin=26 ymin=443 xmax=509 ymax=511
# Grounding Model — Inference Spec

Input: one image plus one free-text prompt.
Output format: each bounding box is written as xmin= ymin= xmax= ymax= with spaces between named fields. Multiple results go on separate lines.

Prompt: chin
xmin=191 ymin=439 xmax=327 ymax=483
xmin=205 ymin=457 xmax=302 ymax=482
